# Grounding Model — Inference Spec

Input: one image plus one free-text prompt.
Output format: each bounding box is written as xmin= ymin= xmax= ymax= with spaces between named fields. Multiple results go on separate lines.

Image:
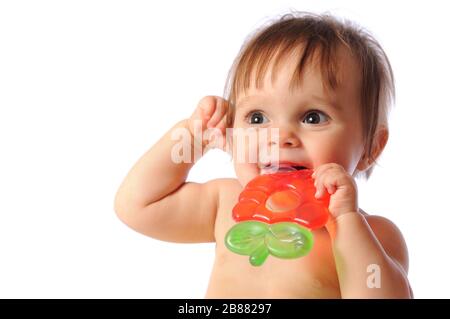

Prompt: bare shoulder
xmin=208 ymin=177 xmax=242 ymax=202
xmin=213 ymin=178 xmax=242 ymax=190
xmin=360 ymin=209 xmax=409 ymax=274
xmin=206 ymin=177 xmax=241 ymax=189
xmin=195 ymin=178 xmax=240 ymax=199
xmin=207 ymin=178 xmax=241 ymax=192
xmin=208 ymin=178 xmax=242 ymax=222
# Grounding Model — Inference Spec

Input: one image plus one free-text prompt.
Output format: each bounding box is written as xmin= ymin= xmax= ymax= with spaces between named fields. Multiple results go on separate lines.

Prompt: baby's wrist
xmin=334 ymin=210 xmax=362 ymax=223
xmin=326 ymin=210 xmax=362 ymax=238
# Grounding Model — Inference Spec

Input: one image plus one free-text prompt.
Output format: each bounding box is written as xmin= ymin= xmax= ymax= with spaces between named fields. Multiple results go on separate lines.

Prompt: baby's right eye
xmin=246 ymin=111 xmax=268 ymax=125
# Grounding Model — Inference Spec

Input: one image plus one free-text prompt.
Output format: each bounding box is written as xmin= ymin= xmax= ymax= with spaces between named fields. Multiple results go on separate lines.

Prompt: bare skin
xmin=114 ymin=46 xmax=412 ymax=298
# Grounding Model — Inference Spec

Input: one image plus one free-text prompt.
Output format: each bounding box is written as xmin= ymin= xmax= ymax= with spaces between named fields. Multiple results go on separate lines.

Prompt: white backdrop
xmin=1 ymin=0 xmax=449 ymax=298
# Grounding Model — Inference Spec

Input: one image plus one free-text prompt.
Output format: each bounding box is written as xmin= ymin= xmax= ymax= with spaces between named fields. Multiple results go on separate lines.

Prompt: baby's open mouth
xmin=260 ymin=163 xmax=309 ymax=175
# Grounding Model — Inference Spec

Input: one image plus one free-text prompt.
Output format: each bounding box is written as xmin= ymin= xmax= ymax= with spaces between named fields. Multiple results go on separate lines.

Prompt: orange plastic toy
xmin=225 ymin=169 xmax=330 ymax=266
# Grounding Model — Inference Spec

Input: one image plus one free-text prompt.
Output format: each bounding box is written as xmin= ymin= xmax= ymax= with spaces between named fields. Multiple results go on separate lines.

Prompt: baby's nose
xmin=280 ymin=134 xmax=301 ymax=148
xmin=270 ymin=128 xmax=301 ymax=148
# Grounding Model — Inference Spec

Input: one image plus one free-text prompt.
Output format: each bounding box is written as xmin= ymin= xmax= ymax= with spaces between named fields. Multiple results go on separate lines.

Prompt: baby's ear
xmin=357 ymin=126 xmax=389 ymax=171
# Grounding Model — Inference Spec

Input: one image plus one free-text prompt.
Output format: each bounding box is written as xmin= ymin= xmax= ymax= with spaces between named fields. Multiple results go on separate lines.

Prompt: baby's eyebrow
xmin=236 ymin=95 xmax=260 ymax=107
xmin=310 ymin=94 xmax=341 ymax=110
xmin=237 ymin=94 xmax=341 ymax=110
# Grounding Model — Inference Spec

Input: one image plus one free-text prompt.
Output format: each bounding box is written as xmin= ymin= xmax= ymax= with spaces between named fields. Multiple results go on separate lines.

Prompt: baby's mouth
xmin=260 ymin=163 xmax=309 ymax=175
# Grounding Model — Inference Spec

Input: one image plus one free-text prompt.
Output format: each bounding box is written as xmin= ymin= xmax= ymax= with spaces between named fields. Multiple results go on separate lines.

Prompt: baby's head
xmin=223 ymin=12 xmax=394 ymax=186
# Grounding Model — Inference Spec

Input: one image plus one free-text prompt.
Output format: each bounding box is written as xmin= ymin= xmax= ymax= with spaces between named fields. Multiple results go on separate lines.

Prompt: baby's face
xmin=231 ymin=48 xmax=366 ymax=186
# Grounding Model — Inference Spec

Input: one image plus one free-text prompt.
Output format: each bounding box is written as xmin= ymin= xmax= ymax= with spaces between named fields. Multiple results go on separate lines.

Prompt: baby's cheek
xmin=308 ymin=138 xmax=363 ymax=174
xmin=231 ymin=131 xmax=260 ymax=164
xmin=303 ymin=138 xmax=339 ymax=166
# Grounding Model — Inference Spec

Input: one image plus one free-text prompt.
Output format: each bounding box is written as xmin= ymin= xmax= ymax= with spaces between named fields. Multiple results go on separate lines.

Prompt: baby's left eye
xmin=302 ymin=111 xmax=329 ymax=125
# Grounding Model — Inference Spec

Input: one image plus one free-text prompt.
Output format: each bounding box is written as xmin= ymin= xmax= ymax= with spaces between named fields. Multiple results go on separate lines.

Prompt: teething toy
xmin=225 ymin=169 xmax=330 ymax=266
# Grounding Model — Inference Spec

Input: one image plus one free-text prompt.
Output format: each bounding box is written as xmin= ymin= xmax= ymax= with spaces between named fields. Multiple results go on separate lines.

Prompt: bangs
xmin=228 ymin=20 xmax=345 ymax=106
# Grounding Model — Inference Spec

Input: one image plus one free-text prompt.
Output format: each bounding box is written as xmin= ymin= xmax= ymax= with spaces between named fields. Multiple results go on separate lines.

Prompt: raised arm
xmin=114 ymin=96 xmax=229 ymax=243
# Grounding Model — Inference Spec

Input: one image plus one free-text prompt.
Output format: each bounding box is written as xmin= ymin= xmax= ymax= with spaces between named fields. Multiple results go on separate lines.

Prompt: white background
xmin=1 ymin=0 xmax=449 ymax=298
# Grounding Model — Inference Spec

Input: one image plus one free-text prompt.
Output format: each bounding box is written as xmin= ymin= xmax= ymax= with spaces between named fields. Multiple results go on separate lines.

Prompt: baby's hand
xmin=312 ymin=163 xmax=359 ymax=220
xmin=188 ymin=96 xmax=229 ymax=151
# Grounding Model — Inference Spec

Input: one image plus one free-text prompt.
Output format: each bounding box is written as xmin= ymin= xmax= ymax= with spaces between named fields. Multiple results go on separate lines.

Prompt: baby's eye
xmin=302 ymin=110 xmax=329 ymax=125
xmin=247 ymin=111 xmax=268 ymax=125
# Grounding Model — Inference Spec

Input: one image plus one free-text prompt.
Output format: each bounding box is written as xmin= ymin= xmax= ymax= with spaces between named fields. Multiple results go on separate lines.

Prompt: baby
xmin=114 ymin=12 xmax=412 ymax=298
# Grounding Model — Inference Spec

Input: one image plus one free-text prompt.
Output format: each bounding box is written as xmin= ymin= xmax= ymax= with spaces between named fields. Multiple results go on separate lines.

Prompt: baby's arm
xmin=313 ymin=164 xmax=412 ymax=298
xmin=329 ymin=213 xmax=411 ymax=298
xmin=114 ymin=96 xmax=228 ymax=243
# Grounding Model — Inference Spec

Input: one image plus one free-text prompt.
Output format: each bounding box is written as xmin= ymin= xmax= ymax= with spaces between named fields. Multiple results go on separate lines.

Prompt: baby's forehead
xmin=235 ymin=44 xmax=361 ymax=103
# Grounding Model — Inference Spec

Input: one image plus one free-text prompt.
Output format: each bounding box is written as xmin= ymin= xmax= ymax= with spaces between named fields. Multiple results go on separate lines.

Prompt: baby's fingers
xmin=313 ymin=169 xmax=337 ymax=198
xmin=198 ymin=96 xmax=217 ymax=119
xmin=190 ymin=97 xmax=213 ymax=128
xmin=216 ymin=108 xmax=229 ymax=131
xmin=207 ymin=98 xmax=228 ymax=128
xmin=314 ymin=176 xmax=326 ymax=199
xmin=315 ymin=178 xmax=335 ymax=198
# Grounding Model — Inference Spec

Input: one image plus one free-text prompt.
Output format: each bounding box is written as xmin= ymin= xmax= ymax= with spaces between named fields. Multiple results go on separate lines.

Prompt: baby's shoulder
xmin=206 ymin=178 xmax=243 ymax=220
xmin=207 ymin=178 xmax=241 ymax=192
xmin=360 ymin=209 xmax=403 ymax=239
xmin=360 ymin=209 xmax=409 ymax=274
xmin=208 ymin=178 xmax=242 ymax=201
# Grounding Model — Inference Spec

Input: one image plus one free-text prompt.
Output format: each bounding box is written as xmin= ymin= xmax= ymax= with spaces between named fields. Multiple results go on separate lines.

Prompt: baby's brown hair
xmin=223 ymin=12 xmax=395 ymax=179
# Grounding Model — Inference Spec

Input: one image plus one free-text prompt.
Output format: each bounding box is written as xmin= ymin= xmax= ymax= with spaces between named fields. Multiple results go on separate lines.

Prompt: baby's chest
xmin=213 ymin=193 xmax=340 ymax=297
xmin=211 ymin=240 xmax=340 ymax=298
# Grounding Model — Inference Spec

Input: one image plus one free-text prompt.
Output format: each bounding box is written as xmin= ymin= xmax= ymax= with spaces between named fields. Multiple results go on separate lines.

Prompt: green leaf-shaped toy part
xmin=266 ymin=222 xmax=313 ymax=259
xmin=225 ymin=221 xmax=313 ymax=266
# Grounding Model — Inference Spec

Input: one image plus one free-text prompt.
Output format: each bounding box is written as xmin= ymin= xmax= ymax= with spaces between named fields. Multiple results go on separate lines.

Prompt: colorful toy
xmin=225 ymin=169 xmax=330 ymax=266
